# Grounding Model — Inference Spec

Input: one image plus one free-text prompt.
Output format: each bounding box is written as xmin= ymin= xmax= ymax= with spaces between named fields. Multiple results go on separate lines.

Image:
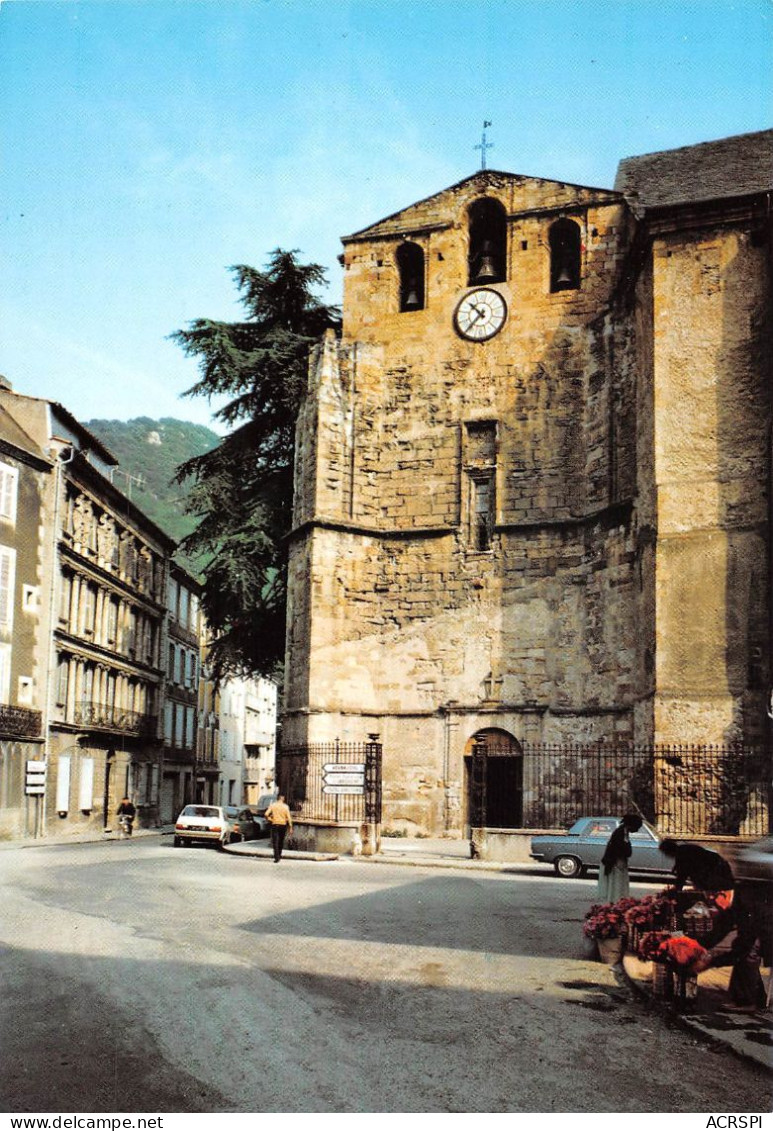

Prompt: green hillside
xmin=86 ymin=416 xmax=219 ymax=574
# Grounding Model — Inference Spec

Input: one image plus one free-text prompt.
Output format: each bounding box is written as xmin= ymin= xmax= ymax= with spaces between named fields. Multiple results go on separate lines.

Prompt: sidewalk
xmin=228 ymin=833 xmax=773 ymax=1070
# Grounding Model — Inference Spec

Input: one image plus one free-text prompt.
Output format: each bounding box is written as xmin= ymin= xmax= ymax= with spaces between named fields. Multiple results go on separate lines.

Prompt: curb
xmin=621 ymin=955 xmax=772 ymax=1071
xmin=223 ymin=841 xmax=340 ymax=863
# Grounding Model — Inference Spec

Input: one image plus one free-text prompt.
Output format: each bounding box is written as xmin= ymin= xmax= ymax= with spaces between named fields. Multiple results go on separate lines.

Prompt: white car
xmin=173 ymin=804 xmax=251 ymax=848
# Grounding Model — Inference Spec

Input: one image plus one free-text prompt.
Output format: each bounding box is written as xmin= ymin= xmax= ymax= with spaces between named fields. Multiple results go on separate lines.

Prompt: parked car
xmin=530 ymin=816 xmax=674 ymax=878
xmin=173 ymin=804 xmax=254 ymax=848
xmin=251 ymin=792 xmax=278 ymax=838
xmin=225 ymin=806 xmax=257 ymax=842
xmin=719 ymin=836 xmax=773 ymax=885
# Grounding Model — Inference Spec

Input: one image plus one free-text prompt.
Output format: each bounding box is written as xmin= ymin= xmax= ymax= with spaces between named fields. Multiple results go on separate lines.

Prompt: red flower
xmin=638 ymin=930 xmax=672 ymax=961
xmin=657 ymin=935 xmax=708 ymax=971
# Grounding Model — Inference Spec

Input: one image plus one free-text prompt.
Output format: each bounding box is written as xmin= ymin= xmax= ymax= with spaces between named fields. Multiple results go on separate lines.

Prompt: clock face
xmin=454 ymin=288 xmax=507 ymax=341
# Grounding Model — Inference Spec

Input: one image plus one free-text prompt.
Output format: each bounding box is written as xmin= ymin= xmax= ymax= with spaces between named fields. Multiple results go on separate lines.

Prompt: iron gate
xmin=277 ymin=737 xmax=382 ymax=825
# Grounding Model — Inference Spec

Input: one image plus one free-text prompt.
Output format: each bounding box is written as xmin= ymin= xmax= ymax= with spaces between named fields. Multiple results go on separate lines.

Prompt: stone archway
xmin=465 ymin=728 xmax=523 ymax=829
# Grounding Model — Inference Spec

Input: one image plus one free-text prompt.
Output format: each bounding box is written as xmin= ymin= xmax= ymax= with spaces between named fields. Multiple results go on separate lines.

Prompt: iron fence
xmin=72 ymin=703 xmax=157 ymax=737
xmin=515 ymin=742 xmax=771 ymax=836
xmin=279 ymin=739 xmax=769 ymax=838
xmin=278 ymin=739 xmax=382 ymax=825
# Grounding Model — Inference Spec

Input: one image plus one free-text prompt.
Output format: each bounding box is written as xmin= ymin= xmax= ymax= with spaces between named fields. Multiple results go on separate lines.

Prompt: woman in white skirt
xmin=597 ymin=813 xmax=643 ymax=902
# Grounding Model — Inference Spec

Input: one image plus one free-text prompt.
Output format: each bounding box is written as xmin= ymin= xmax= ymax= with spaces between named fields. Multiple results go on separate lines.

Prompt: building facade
xmin=161 ymin=563 xmax=202 ymax=822
xmin=195 ymin=629 xmax=221 ymax=805
xmin=217 ymin=674 xmax=277 ymax=808
xmin=283 ymin=130 xmax=772 ymax=836
xmin=242 ymin=677 xmax=278 ymax=805
xmin=0 ymin=399 xmax=52 ymax=838
xmin=0 ymin=385 xmax=175 ymax=837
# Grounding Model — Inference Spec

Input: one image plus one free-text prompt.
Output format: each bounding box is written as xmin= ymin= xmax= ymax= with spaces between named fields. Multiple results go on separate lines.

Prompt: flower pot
xmin=597 ymin=937 xmax=624 ymax=966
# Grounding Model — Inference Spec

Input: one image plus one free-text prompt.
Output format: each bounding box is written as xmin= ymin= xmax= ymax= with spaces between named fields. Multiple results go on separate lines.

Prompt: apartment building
xmin=0 ymin=395 xmax=52 ymax=838
xmin=160 ymin=563 xmax=202 ymax=822
xmin=0 ymin=384 xmax=174 ymax=836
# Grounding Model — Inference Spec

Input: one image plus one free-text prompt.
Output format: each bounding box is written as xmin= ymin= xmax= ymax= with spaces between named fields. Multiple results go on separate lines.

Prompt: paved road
xmin=1 ymin=837 xmax=769 ymax=1114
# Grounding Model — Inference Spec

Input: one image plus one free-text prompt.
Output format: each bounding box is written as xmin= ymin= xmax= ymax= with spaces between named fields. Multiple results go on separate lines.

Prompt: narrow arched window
xmin=397 ymin=242 xmax=425 ymax=311
xmin=468 ymin=198 xmax=507 ymax=285
xmin=549 ymin=218 xmax=581 ymax=292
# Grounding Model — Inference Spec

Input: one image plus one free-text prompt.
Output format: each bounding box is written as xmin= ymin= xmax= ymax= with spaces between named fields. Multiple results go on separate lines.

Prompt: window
xmin=396 ymin=242 xmax=425 ymax=311
xmin=59 ymin=574 xmax=72 ymax=626
xmin=0 ymin=643 xmax=10 ymax=702
xmin=22 ymin=585 xmax=39 ymax=613
xmin=549 ymin=218 xmax=581 ymax=292
xmin=82 ymin=584 xmax=96 ymax=635
xmin=185 ymin=650 xmax=196 ymax=689
xmin=128 ymin=609 xmax=137 ymax=656
xmin=468 ymin=198 xmax=507 ymax=285
xmin=464 ymin=421 xmax=497 ymax=551
xmin=470 ymin=475 xmax=495 ymax=551
xmin=107 ymin=599 xmax=118 ymax=645
xmin=0 ymin=463 xmax=18 ymax=524
xmin=81 ymin=665 xmax=94 ymax=708
xmin=56 ymin=658 xmax=69 ymax=708
xmin=164 ymin=700 xmax=174 ymax=743
xmin=0 ymin=546 xmax=16 ymax=632
xmin=168 ymin=577 xmax=178 ymax=617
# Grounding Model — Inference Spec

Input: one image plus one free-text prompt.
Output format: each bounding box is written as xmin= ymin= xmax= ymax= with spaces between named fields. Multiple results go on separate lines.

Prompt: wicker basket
xmin=673 ymin=972 xmax=699 ymax=1011
xmin=651 ymin=962 xmax=673 ymax=998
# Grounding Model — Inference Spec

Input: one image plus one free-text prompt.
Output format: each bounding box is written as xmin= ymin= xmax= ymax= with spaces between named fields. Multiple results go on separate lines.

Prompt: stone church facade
xmin=283 ymin=130 xmax=772 ymax=837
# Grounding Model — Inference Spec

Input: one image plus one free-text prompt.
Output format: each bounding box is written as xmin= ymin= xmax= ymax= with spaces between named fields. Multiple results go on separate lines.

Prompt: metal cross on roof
xmin=475 ymin=121 xmax=494 ymax=170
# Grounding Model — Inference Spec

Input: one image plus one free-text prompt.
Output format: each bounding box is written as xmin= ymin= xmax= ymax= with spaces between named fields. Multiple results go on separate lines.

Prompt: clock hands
xmin=455 ymin=288 xmax=506 ymax=340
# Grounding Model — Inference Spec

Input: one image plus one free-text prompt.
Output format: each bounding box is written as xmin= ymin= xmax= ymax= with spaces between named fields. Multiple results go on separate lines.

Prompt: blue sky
xmin=1 ymin=0 xmax=771 ymax=430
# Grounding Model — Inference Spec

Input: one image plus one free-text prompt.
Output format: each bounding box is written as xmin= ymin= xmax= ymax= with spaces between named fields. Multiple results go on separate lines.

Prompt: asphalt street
xmin=1 ymin=836 xmax=770 ymax=1114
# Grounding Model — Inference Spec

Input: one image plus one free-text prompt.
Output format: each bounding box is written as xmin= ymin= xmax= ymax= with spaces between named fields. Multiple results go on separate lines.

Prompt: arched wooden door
xmin=465 ymin=728 xmax=523 ymax=829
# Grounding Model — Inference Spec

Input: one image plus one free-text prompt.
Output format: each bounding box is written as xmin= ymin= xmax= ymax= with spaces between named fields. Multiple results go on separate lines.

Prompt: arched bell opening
xmin=467 ymin=198 xmax=507 ymax=286
xmin=549 ymin=217 xmax=581 ymax=292
xmin=396 ymin=241 xmax=425 ymax=311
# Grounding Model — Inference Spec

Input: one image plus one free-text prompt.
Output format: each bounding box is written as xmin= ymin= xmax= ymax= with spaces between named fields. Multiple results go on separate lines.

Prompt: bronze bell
xmin=474 ymin=241 xmax=499 ymax=282
xmin=403 ymin=279 xmax=421 ymax=309
xmin=555 ymin=263 xmax=574 ymax=288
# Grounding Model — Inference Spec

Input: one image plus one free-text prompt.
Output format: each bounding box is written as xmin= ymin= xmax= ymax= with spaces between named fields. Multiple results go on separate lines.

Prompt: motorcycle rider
xmin=116 ymin=796 xmax=136 ymax=837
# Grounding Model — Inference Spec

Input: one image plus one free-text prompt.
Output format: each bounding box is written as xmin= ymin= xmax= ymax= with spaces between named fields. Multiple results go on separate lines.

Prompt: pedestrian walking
xmin=597 ymin=813 xmax=643 ymax=902
xmin=265 ymin=793 xmax=293 ymax=863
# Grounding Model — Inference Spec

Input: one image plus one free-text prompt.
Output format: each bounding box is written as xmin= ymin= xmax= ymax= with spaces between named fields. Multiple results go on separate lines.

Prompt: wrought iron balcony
xmin=0 ymin=703 xmax=42 ymax=739
xmin=72 ymin=702 xmax=157 ymax=737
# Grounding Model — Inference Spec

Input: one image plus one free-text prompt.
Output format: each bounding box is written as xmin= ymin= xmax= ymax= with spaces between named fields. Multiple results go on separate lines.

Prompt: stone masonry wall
xmin=651 ymin=224 xmax=771 ymax=745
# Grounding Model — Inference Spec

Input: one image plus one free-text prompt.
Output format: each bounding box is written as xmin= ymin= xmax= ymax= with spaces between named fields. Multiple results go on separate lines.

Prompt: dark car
xmin=530 ymin=816 xmax=674 ymax=878
xmin=719 ymin=836 xmax=773 ymax=885
xmin=224 ymin=805 xmax=257 ymax=842
xmin=251 ymin=792 xmax=278 ymax=838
